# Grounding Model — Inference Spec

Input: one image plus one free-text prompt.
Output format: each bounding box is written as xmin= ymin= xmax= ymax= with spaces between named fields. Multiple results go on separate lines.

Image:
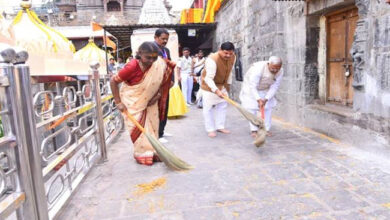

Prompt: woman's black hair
xmin=136 ymin=41 xmax=159 ymax=59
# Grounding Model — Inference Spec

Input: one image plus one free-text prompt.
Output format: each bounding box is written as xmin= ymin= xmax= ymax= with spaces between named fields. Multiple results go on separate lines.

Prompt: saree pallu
xmin=120 ymin=58 xmax=166 ymax=155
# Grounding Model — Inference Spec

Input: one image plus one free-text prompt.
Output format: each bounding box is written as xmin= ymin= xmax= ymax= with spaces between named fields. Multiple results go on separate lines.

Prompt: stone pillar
xmin=351 ymin=0 xmax=370 ymax=90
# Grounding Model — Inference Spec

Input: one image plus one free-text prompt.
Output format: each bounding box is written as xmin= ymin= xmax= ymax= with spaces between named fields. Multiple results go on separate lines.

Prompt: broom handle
xmin=222 ymin=96 xmax=239 ymax=108
xmin=224 ymin=96 xmax=266 ymax=120
xmin=123 ymin=110 xmax=146 ymax=133
xmin=261 ymin=106 xmax=265 ymax=120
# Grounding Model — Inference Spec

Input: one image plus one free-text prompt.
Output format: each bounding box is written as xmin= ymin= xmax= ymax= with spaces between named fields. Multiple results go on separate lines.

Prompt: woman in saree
xmin=110 ymin=42 xmax=173 ymax=166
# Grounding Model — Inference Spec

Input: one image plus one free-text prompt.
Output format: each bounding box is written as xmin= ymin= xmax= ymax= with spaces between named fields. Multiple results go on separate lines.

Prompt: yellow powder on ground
xmin=133 ymin=177 xmax=167 ymax=196
xmin=383 ymin=203 xmax=390 ymax=209
xmin=216 ymin=200 xmax=241 ymax=207
xmin=232 ymin=212 xmax=240 ymax=217
xmin=301 ymin=193 xmax=315 ymax=198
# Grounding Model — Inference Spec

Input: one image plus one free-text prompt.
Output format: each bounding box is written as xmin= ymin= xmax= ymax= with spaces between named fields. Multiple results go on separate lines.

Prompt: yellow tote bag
xmin=168 ymin=83 xmax=188 ymax=117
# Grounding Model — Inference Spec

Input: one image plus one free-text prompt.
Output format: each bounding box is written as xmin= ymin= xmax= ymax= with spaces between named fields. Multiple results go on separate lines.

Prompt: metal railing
xmin=0 ymin=45 xmax=123 ymax=220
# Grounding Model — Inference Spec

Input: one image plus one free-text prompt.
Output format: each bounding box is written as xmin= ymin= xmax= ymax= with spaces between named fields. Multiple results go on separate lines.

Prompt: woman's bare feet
xmin=134 ymin=151 xmax=154 ymax=166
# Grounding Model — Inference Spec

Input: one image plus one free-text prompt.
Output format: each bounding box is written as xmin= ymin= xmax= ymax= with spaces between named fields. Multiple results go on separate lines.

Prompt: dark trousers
xmin=159 ymin=95 xmax=169 ymax=138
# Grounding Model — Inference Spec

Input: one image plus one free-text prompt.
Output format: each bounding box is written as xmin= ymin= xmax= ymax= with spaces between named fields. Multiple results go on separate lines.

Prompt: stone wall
xmin=214 ymin=0 xmax=390 ymax=152
xmin=352 ymin=0 xmax=390 ymax=118
xmin=214 ymin=0 xmax=307 ymax=123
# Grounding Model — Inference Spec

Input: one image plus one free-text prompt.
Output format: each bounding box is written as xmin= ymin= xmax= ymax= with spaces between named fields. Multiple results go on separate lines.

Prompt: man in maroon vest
xmin=200 ymin=42 xmax=236 ymax=137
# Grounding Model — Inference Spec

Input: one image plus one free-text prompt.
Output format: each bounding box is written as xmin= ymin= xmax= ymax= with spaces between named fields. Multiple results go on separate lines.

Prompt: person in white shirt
xmin=239 ymin=56 xmax=283 ymax=137
xmin=177 ymin=47 xmax=194 ymax=105
xmin=192 ymin=50 xmax=206 ymax=76
xmin=200 ymin=42 xmax=236 ymax=138
xmin=192 ymin=50 xmax=206 ymax=107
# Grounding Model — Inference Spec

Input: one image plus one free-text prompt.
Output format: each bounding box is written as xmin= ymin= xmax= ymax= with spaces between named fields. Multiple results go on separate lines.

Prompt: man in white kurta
xmin=177 ymin=47 xmax=193 ymax=105
xmin=239 ymin=56 xmax=283 ymax=137
xmin=201 ymin=42 xmax=236 ymax=138
xmin=192 ymin=50 xmax=206 ymax=108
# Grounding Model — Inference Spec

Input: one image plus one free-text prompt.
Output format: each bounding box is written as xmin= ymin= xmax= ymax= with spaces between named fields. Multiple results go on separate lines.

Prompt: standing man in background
xmin=154 ymin=28 xmax=173 ymax=143
xmin=192 ymin=50 xmax=206 ymax=107
xmin=201 ymin=42 xmax=236 ymax=138
xmin=177 ymin=47 xmax=193 ymax=106
xmin=108 ymin=57 xmax=116 ymax=76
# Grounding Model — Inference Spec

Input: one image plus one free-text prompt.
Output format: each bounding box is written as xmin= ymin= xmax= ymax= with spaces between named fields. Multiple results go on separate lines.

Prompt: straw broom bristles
xmin=222 ymin=96 xmax=266 ymax=147
xmin=124 ymin=110 xmax=193 ymax=171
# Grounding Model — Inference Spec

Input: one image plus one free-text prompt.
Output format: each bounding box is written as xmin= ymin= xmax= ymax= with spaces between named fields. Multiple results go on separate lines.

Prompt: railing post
xmin=0 ymin=45 xmax=40 ymax=220
xmin=91 ymin=62 xmax=108 ymax=161
xmin=10 ymin=48 xmax=49 ymax=220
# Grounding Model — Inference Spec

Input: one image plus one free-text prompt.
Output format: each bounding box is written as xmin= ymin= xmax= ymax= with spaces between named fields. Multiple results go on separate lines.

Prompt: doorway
xmin=327 ymin=7 xmax=358 ymax=106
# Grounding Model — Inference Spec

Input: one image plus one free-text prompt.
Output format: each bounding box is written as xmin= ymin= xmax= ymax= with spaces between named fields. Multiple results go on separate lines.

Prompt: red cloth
xmin=34 ymin=76 xmax=75 ymax=83
xmin=117 ymin=59 xmax=146 ymax=86
xmin=130 ymin=110 xmax=147 ymax=143
xmin=158 ymin=59 xmax=176 ymax=121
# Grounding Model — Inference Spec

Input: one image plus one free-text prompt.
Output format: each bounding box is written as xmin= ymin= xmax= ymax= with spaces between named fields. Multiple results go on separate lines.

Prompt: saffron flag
xmin=92 ymin=22 xmax=103 ymax=31
xmin=103 ymin=36 xmax=117 ymax=51
xmin=202 ymin=0 xmax=224 ymax=23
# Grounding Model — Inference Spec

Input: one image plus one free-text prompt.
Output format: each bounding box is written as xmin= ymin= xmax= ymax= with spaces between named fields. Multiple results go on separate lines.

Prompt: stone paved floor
xmin=56 ymin=105 xmax=390 ymax=220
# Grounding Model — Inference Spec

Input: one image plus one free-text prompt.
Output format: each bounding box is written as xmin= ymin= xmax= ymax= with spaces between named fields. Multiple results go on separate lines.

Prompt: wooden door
xmin=327 ymin=8 xmax=358 ymax=106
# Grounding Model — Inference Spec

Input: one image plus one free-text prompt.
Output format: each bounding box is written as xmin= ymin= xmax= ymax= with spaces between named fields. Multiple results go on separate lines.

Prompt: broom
xmin=123 ymin=110 xmax=193 ymax=171
xmin=254 ymin=106 xmax=267 ymax=147
xmin=222 ymin=96 xmax=266 ymax=147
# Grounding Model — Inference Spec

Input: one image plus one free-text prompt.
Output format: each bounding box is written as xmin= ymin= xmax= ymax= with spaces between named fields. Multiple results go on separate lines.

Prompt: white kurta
xmin=193 ymin=57 xmax=205 ymax=75
xmin=202 ymin=58 xmax=233 ymax=105
xmin=178 ymin=56 xmax=194 ymax=103
xmin=239 ymin=61 xmax=283 ymax=131
xmin=201 ymin=57 xmax=234 ymax=132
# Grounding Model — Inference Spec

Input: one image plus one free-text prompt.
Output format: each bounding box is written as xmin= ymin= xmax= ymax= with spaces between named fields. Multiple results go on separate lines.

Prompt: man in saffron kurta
xmin=200 ymin=42 xmax=236 ymax=137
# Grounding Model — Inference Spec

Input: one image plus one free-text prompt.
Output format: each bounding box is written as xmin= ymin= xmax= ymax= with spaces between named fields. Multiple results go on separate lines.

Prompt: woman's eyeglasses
xmin=144 ymin=55 xmax=158 ymax=61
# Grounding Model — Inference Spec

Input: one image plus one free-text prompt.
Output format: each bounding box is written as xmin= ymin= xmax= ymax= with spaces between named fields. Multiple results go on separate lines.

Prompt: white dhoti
xmin=201 ymin=53 xmax=235 ymax=133
xmin=180 ymin=73 xmax=193 ymax=104
xmin=240 ymin=90 xmax=276 ymax=132
xmin=202 ymin=88 xmax=228 ymax=132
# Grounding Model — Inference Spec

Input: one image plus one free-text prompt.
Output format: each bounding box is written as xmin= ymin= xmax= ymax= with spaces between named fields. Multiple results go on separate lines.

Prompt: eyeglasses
xmin=144 ymin=56 xmax=158 ymax=61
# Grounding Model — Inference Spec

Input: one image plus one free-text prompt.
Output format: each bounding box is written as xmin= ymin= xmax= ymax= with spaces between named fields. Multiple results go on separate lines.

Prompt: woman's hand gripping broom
xmin=123 ymin=110 xmax=193 ymax=171
xmin=222 ymin=96 xmax=267 ymax=147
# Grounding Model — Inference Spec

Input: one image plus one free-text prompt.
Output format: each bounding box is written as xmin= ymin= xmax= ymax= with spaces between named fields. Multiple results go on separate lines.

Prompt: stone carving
xmin=350 ymin=0 xmax=370 ymax=90
xmin=351 ymin=45 xmax=365 ymax=89
xmin=355 ymin=0 xmax=370 ymax=17
xmin=288 ymin=4 xmax=304 ymax=18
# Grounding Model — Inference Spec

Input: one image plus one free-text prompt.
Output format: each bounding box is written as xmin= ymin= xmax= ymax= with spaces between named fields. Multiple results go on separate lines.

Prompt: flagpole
xmin=116 ymin=38 xmax=119 ymax=61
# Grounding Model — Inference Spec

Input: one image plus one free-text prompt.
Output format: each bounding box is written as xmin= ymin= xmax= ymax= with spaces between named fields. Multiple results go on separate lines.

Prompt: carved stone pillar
xmin=351 ymin=0 xmax=370 ymax=90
